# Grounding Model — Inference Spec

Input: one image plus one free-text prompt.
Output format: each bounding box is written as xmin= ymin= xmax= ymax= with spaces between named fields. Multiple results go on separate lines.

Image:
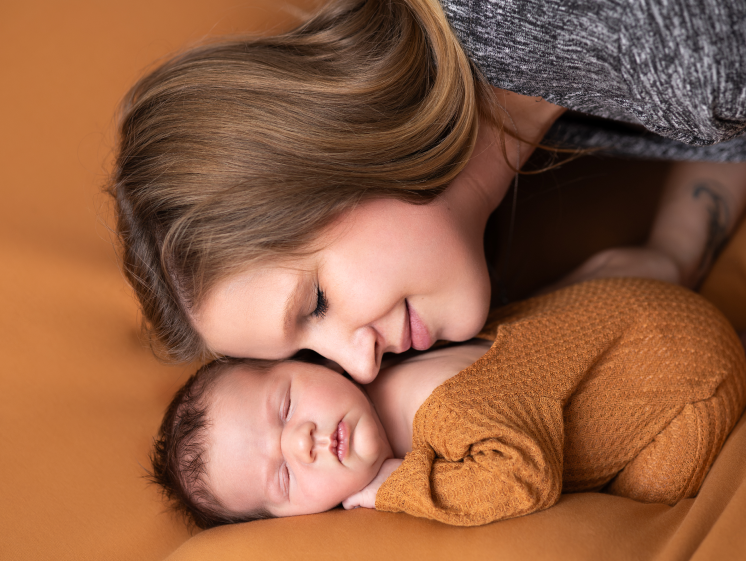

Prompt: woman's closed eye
xmin=312 ymin=286 xmax=328 ymax=319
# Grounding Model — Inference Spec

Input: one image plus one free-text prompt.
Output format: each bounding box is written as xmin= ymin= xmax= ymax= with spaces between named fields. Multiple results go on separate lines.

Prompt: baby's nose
xmin=286 ymin=421 xmax=328 ymax=464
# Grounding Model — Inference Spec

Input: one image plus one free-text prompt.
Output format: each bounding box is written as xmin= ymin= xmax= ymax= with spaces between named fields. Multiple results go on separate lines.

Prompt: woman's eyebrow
xmin=283 ymin=275 xmax=308 ymax=336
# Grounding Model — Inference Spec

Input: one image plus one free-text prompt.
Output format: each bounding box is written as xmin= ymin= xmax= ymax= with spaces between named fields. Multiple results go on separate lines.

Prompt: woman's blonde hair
xmin=110 ymin=0 xmax=496 ymax=362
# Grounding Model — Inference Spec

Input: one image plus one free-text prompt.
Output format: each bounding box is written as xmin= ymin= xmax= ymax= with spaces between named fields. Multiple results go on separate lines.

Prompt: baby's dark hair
xmin=149 ymin=357 xmax=275 ymax=529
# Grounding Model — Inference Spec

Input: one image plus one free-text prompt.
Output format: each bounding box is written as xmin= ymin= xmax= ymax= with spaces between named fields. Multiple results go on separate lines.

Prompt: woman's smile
xmin=406 ymin=300 xmax=432 ymax=351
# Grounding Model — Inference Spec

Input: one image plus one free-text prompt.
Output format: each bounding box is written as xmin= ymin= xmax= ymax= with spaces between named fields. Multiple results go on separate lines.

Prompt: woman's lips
xmin=407 ymin=301 xmax=432 ymax=351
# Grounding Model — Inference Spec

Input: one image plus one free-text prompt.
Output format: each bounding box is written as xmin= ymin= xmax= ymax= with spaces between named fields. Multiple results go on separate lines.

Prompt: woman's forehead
xmin=193 ymin=264 xmax=312 ymax=357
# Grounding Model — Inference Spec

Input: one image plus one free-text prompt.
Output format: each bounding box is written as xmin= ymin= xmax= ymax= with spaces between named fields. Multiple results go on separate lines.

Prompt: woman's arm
xmin=648 ymin=162 xmax=746 ymax=288
xmin=544 ymin=161 xmax=746 ymax=291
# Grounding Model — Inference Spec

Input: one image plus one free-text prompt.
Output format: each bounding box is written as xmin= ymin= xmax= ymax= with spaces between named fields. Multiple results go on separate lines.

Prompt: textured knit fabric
xmin=375 ymin=278 xmax=746 ymax=526
xmin=441 ymin=0 xmax=746 ymax=161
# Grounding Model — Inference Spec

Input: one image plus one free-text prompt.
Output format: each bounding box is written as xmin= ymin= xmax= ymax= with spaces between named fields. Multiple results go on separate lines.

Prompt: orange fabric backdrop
xmin=3 ymin=2 xmax=746 ymax=560
xmin=0 ymin=2 xmax=311 ymax=559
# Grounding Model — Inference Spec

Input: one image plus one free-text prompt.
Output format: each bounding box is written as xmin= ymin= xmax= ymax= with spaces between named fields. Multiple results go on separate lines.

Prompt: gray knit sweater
xmin=442 ymin=0 xmax=746 ymax=161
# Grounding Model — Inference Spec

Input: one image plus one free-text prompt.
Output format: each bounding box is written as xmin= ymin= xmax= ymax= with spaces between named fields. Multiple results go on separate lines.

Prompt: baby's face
xmin=206 ymin=361 xmax=392 ymax=518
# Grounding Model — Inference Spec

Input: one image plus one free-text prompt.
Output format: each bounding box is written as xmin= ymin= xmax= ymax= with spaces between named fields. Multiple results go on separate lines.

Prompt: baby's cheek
xmin=352 ymin=415 xmax=386 ymax=464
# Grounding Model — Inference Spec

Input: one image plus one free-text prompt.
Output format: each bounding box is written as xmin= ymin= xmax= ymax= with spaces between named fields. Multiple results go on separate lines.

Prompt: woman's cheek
xmin=464 ymin=297 xmax=491 ymax=338
xmin=438 ymin=284 xmax=490 ymax=342
xmin=462 ymin=268 xmax=492 ymax=336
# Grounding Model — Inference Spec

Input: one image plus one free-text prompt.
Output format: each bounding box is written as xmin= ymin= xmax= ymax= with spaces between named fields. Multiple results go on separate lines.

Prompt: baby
xmin=151 ymin=278 xmax=746 ymax=528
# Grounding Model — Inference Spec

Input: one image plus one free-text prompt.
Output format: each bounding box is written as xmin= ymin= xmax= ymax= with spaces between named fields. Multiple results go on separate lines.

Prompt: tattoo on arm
xmin=693 ymin=182 xmax=730 ymax=288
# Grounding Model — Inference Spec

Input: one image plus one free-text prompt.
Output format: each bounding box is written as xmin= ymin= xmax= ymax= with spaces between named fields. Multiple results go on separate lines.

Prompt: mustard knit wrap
xmin=375 ymin=279 xmax=746 ymax=526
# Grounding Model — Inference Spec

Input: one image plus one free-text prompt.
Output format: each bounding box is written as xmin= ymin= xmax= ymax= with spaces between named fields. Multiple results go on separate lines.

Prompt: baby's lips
xmin=336 ymin=420 xmax=349 ymax=463
xmin=329 ymin=426 xmax=339 ymax=460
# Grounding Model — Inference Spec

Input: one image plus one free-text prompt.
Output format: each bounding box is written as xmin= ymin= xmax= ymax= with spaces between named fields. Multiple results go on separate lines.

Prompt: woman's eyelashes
xmin=311 ymin=286 xmax=328 ymax=319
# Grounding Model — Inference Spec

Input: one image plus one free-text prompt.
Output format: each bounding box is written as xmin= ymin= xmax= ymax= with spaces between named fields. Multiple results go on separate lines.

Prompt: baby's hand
xmin=342 ymin=458 xmax=403 ymax=510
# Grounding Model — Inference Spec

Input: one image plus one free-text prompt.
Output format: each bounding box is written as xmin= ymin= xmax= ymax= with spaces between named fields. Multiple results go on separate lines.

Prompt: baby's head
xmin=150 ymin=358 xmax=392 ymax=529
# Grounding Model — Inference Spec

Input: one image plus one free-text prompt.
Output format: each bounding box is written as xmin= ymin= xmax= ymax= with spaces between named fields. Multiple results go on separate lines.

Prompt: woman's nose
xmin=314 ymin=325 xmax=380 ymax=384
xmin=283 ymin=421 xmax=316 ymax=464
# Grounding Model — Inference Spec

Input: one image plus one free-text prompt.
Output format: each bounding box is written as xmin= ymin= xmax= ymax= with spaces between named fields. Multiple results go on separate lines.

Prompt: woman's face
xmin=193 ymin=196 xmax=492 ymax=383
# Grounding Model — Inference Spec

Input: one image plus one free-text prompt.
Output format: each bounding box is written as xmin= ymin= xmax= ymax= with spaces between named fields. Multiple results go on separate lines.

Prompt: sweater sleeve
xmin=442 ymin=0 xmax=746 ymax=146
xmin=375 ymin=395 xmax=565 ymax=526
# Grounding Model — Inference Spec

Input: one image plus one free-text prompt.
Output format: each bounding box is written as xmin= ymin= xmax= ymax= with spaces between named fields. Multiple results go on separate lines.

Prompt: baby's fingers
xmin=341 ymin=495 xmax=359 ymax=510
xmin=342 ymin=491 xmax=373 ymax=510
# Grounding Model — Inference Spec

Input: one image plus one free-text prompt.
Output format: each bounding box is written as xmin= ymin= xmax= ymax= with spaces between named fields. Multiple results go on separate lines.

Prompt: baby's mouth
xmin=332 ymin=421 xmax=348 ymax=464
